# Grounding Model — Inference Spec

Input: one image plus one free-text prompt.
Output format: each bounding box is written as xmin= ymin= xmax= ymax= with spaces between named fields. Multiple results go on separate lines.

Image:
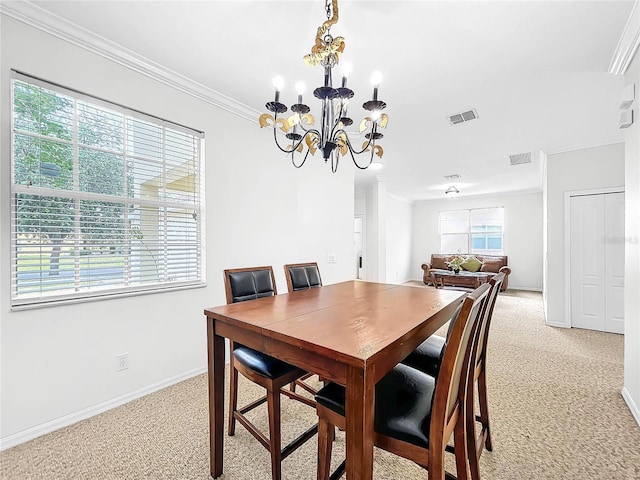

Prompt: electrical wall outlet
xmin=116 ymin=353 xmax=129 ymax=371
xmin=327 ymin=254 xmax=337 ymax=263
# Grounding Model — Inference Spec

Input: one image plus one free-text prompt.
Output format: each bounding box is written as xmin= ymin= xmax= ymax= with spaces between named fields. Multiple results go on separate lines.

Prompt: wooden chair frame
xmin=223 ymin=266 xmax=317 ymax=480
xmin=316 ymin=284 xmax=491 ymax=480
xmin=464 ymin=272 xmax=505 ymax=480
xmin=283 ymin=262 xmax=324 ymax=396
xmin=283 ymin=261 xmax=323 ymax=294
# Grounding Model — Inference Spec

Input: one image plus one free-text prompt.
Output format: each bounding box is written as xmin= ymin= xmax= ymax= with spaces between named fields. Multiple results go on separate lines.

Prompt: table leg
xmin=207 ymin=317 xmax=225 ymax=478
xmin=345 ymin=365 xmax=375 ymax=480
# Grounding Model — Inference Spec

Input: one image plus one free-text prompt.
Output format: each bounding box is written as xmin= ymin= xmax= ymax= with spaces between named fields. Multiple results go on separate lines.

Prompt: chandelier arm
xmin=334 ymin=127 xmax=374 ymax=155
xmin=331 ymin=152 xmax=339 ymax=173
xmin=297 ymin=121 xmax=311 ymax=133
xmin=288 ymin=128 xmax=320 ymax=154
xmin=292 ymin=129 xmax=320 ymax=159
xmin=339 ymin=130 xmax=375 ymax=170
xmin=329 ymin=100 xmax=345 ymax=139
xmin=271 ymin=124 xmax=295 ymax=154
xmin=271 ymin=119 xmax=319 ymax=154
xmin=300 ymin=128 xmax=321 ymax=148
xmin=292 ymin=146 xmax=313 ymax=169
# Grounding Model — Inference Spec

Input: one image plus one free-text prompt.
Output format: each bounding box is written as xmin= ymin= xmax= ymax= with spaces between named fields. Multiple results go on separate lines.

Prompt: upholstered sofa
xmin=421 ymin=254 xmax=511 ymax=291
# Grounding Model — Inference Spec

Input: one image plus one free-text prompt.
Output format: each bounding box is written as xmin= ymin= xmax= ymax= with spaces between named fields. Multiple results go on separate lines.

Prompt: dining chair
xmin=401 ymin=272 xmax=505 ymax=480
xmin=283 ymin=262 xmax=323 ymax=395
xmin=315 ymin=283 xmax=491 ymax=480
xmin=283 ymin=262 xmax=322 ymax=292
xmin=223 ymin=266 xmax=318 ymax=480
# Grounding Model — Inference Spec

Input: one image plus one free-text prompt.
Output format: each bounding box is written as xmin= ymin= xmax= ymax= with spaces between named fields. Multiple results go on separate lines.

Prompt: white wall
xmin=373 ymin=181 xmax=387 ymax=282
xmin=622 ymin=52 xmax=640 ymax=425
xmin=385 ymin=194 xmax=412 ymax=284
xmin=411 ymin=192 xmax=543 ymax=290
xmin=355 ymin=191 xmax=367 ymax=216
xmin=544 ymin=143 xmax=625 ymax=327
xmin=0 ymin=16 xmax=355 ymax=447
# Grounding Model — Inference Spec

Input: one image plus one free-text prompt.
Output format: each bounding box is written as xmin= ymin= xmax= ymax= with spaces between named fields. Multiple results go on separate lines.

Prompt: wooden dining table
xmin=204 ymin=280 xmax=465 ymax=480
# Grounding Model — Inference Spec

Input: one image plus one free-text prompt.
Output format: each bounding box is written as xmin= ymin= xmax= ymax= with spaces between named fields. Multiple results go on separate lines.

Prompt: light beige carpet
xmin=1 ymin=289 xmax=639 ymax=479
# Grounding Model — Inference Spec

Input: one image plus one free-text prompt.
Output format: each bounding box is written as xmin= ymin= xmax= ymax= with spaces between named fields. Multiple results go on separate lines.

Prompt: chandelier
xmin=259 ymin=0 xmax=388 ymax=173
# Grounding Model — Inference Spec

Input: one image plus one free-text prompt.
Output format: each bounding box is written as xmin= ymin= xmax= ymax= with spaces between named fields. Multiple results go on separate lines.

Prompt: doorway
xmin=569 ymin=190 xmax=624 ymax=333
xmin=354 ymin=215 xmax=365 ymax=280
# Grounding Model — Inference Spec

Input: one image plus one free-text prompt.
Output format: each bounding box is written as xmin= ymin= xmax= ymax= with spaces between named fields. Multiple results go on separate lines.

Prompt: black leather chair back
xmin=224 ymin=267 xmax=277 ymax=304
xmin=285 ymin=263 xmax=322 ymax=292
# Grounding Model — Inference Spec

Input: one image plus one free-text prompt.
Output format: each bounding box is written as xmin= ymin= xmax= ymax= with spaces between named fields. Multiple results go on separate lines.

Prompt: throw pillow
xmin=480 ymin=259 xmax=503 ymax=273
xmin=460 ymin=255 xmax=482 ymax=272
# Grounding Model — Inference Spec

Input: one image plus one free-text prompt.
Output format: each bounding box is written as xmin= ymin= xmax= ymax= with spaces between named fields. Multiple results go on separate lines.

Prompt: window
xmin=10 ymin=72 xmax=205 ymax=307
xmin=439 ymin=207 xmax=504 ymax=255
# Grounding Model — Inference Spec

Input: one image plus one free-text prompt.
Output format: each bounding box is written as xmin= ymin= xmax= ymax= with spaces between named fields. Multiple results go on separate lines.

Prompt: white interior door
xmin=570 ymin=195 xmax=606 ymax=331
xmin=570 ymin=192 xmax=624 ymax=333
xmin=605 ymin=192 xmax=625 ymax=334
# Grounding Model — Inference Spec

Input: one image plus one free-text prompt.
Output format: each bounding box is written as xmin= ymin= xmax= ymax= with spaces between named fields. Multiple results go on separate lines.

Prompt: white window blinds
xmin=10 ymin=72 xmax=205 ymax=307
xmin=439 ymin=207 xmax=504 ymax=255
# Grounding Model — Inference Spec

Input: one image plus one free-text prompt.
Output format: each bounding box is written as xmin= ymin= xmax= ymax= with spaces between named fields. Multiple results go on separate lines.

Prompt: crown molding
xmin=0 ymin=1 xmax=261 ymax=122
xmin=542 ymin=134 xmax=625 ymax=156
xmin=609 ymin=0 xmax=640 ymax=75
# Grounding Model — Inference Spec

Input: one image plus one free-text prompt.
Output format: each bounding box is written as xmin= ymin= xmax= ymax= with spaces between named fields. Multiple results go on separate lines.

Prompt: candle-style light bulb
xmin=295 ymin=81 xmax=306 ymax=104
xmin=273 ymin=75 xmax=284 ymax=102
xmin=370 ymin=69 xmax=383 ymax=101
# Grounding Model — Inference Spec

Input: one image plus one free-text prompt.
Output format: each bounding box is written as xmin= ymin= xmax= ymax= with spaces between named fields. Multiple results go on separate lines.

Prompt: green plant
xmin=446 ymin=256 xmax=465 ymax=271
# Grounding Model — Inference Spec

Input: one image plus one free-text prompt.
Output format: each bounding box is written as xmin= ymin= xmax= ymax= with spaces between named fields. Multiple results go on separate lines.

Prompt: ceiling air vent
xmin=448 ymin=109 xmax=478 ymax=126
xmin=509 ymin=152 xmax=532 ymax=166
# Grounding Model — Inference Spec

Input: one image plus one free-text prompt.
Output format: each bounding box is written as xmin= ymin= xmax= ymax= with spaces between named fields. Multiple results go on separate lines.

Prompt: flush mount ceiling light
xmin=258 ymin=0 xmax=388 ymax=173
xmin=445 ymin=185 xmax=460 ymax=195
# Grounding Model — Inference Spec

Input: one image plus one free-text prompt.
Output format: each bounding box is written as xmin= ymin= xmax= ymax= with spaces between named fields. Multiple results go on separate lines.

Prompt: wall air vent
xmin=509 ymin=152 xmax=532 ymax=166
xmin=448 ymin=109 xmax=478 ymax=125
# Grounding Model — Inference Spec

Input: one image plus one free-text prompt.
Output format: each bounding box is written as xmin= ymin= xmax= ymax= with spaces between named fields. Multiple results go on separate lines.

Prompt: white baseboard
xmin=545 ymin=320 xmax=571 ymax=329
xmin=508 ymin=286 xmax=543 ymax=292
xmin=0 ymin=365 xmax=207 ymax=451
xmin=622 ymin=387 xmax=640 ymax=427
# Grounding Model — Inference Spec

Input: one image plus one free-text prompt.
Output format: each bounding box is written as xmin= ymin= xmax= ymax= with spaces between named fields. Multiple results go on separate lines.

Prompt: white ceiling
xmin=17 ymin=0 xmax=635 ymax=201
